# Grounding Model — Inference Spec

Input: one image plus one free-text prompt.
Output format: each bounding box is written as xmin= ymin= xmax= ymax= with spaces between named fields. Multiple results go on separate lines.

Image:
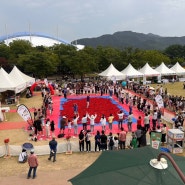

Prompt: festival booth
xmin=139 ymin=63 xmax=160 ymax=84
xmin=121 ymin=63 xmax=144 ymax=84
xmin=170 ymin=62 xmax=185 ymax=82
xmin=0 ymin=68 xmax=18 ymax=93
xmin=30 ymin=81 xmax=54 ymax=95
xmin=9 ymin=66 xmax=35 ymax=87
xmin=98 ymin=63 xmax=125 ymax=82
xmin=155 ymin=62 xmax=176 ymax=83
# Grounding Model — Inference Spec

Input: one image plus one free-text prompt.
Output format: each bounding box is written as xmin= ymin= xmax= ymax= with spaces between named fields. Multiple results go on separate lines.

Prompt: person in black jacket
xmin=48 ymin=137 xmax=58 ymax=162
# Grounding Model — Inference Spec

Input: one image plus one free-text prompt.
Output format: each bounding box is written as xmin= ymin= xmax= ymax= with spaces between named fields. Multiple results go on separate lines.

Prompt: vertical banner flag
xmin=17 ymin=104 xmax=33 ymax=125
xmin=155 ymin=94 xmax=164 ymax=109
xmin=150 ymin=132 xmax=162 ymax=149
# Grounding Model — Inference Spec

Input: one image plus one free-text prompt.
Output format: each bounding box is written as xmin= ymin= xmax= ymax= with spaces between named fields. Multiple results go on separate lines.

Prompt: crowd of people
xmin=27 ymin=79 xmax=184 ymax=144
xmin=17 ymin=78 xmax=185 ymax=180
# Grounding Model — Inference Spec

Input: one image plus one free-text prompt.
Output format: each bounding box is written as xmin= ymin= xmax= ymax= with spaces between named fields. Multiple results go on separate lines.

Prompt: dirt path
xmin=0 ymin=152 xmax=100 ymax=185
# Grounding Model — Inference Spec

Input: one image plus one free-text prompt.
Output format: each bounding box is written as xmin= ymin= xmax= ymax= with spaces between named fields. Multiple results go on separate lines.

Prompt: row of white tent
xmin=0 ymin=66 xmax=35 ymax=93
xmin=98 ymin=62 xmax=185 ymax=81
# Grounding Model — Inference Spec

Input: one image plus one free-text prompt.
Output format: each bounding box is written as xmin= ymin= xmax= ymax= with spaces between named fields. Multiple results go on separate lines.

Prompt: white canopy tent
xmin=139 ymin=63 xmax=160 ymax=84
xmin=9 ymin=66 xmax=35 ymax=87
xmin=0 ymin=68 xmax=17 ymax=92
xmin=9 ymin=67 xmax=27 ymax=93
xmin=121 ymin=63 xmax=144 ymax=78
xmin=155 ymin=62 xmax=176 ymax=82
xmin=98 ymin=63 xmax=125 ymax=80
xmin=0 ymin=66 xmax=35 ymax=93
xmin=155 ymin=62 xmax=176 ymax=75
xmin=170 ymin=62 xmax=185 ymax=75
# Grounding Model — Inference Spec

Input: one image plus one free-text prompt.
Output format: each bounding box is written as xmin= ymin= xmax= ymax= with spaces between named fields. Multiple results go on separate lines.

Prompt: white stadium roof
xmin=0 ymin=32 xmax=84 ymax=50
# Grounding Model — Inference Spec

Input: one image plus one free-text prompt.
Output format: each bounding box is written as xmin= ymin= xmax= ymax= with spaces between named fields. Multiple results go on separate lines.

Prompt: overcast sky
xmin=1 ymin=0 xmax=185 ymax=42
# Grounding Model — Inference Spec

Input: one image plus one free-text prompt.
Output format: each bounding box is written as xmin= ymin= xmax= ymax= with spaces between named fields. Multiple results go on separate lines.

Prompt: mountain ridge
xmin=75 ymin=31 xmax=185 ymax=50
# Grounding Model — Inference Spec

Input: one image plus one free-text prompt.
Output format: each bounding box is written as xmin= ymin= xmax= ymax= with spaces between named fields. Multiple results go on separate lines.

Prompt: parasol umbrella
xmin=69 ymin=146 xmax=185 ymax=185
xmin=22 ymin=142 xmax=34 ymax=151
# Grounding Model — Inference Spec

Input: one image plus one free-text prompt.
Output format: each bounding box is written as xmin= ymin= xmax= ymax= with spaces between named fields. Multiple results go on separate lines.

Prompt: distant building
xmin=0 ymin=32 xmax=84 ymax=50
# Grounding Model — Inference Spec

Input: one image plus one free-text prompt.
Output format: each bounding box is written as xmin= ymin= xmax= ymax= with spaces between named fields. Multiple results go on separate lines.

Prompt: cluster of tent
xmin=99 ymin=62 xmax=185 ymax=83
xmin=0 ymin=66 xmax=35 ymax=94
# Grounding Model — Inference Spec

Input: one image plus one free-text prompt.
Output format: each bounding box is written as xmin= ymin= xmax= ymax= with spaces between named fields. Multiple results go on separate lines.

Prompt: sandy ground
xmin=0 ymin=152 xmax=100 ymax=185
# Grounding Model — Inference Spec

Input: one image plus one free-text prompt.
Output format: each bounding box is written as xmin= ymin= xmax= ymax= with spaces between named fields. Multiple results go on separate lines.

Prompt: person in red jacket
xmin=27 ymin=149 xmax=38 ymax=179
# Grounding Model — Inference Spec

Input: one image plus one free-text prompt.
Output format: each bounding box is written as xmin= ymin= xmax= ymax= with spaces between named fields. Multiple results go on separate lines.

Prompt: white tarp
xmin=170 ymin=62 xmax=185 ymax=75
xmin=121 ymin=63 xmax=143 ymax=78
xmin=98 ymin=63 xmax=125 ymax=80
xmin=155 ymin=62 xmax=176 ymax=76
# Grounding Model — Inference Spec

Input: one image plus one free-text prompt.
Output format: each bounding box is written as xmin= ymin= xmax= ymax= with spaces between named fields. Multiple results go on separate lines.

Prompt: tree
xmin=9 ymin=40 xmax=32 ymax=66
xmin=164 ymin=44 xmax=185 ymax=61
xmin=66 ymin=47 xmax=97 ymax=80
xmin=17 ymin=50 xmax=59 ymax=78
xmin=51 ymin=44 xmax=77 ymax=75
xmin=0 ymin=43 xmax=11 ymax=70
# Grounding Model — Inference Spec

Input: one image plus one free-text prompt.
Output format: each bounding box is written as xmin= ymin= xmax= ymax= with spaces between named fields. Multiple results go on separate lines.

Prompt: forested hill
xmin=75 ymin=31 xmax=185 ymax=50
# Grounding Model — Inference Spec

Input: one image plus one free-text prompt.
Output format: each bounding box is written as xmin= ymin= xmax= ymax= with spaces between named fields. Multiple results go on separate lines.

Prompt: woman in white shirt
xmin=18 ymin=149 xmax=27 ymax=163
xmin=88 ymin=113 xmax=97 ymax=133
xmin=100 ymin=114 xmax=106 ymax=131
xmin=73 ymin=114 xmax=79 ymax=136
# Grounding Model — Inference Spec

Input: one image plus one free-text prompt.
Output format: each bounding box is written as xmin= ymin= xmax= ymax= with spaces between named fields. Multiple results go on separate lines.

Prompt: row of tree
xmin=0 ymin=40 xmax=185 ymax=79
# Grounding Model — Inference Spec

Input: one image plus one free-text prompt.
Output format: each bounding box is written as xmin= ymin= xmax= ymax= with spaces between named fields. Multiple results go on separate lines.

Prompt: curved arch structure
xmin=30 ymin=81 xmax=54 ymax=95
xmin=0 ymin=32 xmax=72 ymax=47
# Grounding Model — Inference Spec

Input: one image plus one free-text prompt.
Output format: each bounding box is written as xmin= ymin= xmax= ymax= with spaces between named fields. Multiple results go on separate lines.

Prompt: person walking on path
xmin=27 ymin=149 xmax=38 ymax=179
xmin=48 ymin=137 xmax=58 ymax=162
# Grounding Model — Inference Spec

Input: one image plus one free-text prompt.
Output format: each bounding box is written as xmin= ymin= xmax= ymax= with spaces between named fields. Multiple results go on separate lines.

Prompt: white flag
xmin=17 ymin=104 xmax=33 ymax=125
xmin=155 ymin=94 xmax=164 ymax=109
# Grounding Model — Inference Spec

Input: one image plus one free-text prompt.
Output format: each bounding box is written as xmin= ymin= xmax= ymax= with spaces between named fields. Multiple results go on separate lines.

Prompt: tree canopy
xmin=0 ymin=40 xmax=185 ymax=79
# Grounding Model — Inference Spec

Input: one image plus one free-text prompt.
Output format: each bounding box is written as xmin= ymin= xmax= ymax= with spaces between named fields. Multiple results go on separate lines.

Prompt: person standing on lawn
xmin=48 ymin=137 xmax=58 ymax=162
xmin=27 ymin=149 xmax=38 ymax=179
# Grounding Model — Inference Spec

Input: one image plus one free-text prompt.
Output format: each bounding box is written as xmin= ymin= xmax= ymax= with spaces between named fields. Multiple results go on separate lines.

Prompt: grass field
xmin=151 ymin=81 xmax=184 ymax=97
